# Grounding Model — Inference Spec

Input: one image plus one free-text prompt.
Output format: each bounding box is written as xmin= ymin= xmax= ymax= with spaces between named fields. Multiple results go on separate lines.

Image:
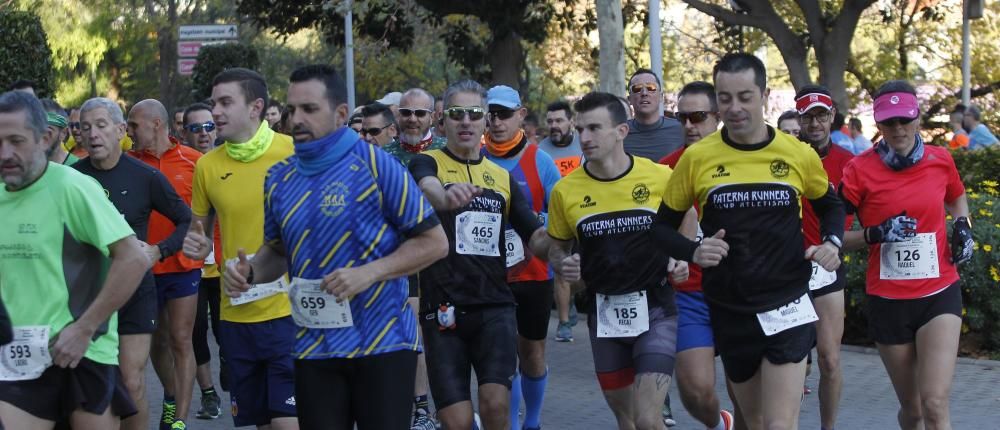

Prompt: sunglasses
xmin=630 ymin=83 xmax=659 ymax=94
xmin=399 ymin=108 xmax=432 ymax=118
xmin=878 ymin=117 xmax=916 ymax=127
xmin=186 ymin=122 xmax=216 ymax=133
xmin=488 ymin=110 xmax=517 ymax=121
xmin=675 ymin=111 xmax=715 ymax=125
xmin=799 ymin=112 xmax=831 ymax=124
xmin=361 ymin=124 xmax=392 ymax=137
xmin=444 ymin=107 xmax=485 ymax=121
xmin=69 ymin=122 xmax=81 ymax=130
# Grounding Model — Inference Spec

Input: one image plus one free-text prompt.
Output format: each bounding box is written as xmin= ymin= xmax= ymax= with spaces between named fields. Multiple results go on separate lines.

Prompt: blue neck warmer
xmin=875 ymin=134 xmax=925 ymax=171
xmin=294 ymin=127 xmax=359 ymax=176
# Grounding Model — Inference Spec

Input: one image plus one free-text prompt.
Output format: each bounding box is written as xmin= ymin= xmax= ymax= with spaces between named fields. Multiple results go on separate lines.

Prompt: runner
xmin=793 ymin=85 xmax=855 ymax=430
xmin=839 ymin=80 xmax=972 ymax=430
xmin=0 ymin=91 xmax=146 ymax=429
xmin=39 ymin=98 xmax=79 ymax=165
xmin=657 ymin=81 xmax=736 ymax=430
xmin=777 ymin=110 xmax=800 ymax=137
xmin=379 ymin=86 xmax=446 ymax=430
xmin=623 ymin=68 xmax=684 ymax=161
xmin=72 ymin=97 xmax=194 ymax=430
xmin=657 ymin=53 xmax=846 ymax=430
xmin=482 ymin=85 xmax=561 ymax=430
xmin=537 ymin=100 xmax=582 ymax=344
xmin=224 ymin=63 xmax=448 ymax=430
xmin=127 ymin=99 xmax=204 ymax=430
xmin=546 ymin=91 xmax=693 ymax=430
xmin=181 ymin=68 xmax=298 ymax=430
xmin=408 ymin=79 xmax=550 ymax=430
xmin=181 ymin=102 xmax=225 ymax=420
xmin=360 ymin=102 xmax=398 ymax=148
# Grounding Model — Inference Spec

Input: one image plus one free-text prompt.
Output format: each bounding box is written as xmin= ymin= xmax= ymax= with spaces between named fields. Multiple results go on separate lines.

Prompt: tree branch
xmin=679 ymin=0 xmax=761 ymax=28
xmin=845 ymin=55 xmax=877 ymax=98
xmin=923 ymin=81 xmax=1000 ymax=119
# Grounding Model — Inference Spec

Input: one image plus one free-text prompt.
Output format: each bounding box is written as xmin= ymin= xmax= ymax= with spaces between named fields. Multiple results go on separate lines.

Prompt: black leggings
xmin=192 ymin=277 xmax=222 ymax=366
xmin=294 ymin=350 xmax=417 ymax=430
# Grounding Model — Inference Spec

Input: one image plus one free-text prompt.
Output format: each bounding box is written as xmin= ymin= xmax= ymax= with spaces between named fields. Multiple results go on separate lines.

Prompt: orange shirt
xmin=131 ymin=139 xmax=204 ymax=274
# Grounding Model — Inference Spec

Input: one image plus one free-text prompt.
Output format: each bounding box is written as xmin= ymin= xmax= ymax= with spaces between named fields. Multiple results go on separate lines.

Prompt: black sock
xmin=415 ymin=394 xmax=429 ymax=412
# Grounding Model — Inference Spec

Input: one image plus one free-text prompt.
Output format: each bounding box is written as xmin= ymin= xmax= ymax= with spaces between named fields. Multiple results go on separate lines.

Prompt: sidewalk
xmin=147 ymin=313 xmax=1000 ymax=429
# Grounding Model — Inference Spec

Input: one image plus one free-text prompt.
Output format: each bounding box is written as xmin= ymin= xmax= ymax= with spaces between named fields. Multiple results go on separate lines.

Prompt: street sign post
xmin=178 ymin=24 xmax=237 ymax=40
xmin=178 ymin=59 xmax=197 ymax=76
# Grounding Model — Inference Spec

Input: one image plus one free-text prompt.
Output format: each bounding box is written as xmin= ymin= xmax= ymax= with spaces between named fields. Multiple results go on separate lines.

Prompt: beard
xmin=401 ymin=130 xmax=427 ymax=145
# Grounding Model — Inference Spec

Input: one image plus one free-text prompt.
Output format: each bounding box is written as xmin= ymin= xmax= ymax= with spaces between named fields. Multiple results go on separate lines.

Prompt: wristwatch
xmin=823 ymin=234 xmax=843 ymax=249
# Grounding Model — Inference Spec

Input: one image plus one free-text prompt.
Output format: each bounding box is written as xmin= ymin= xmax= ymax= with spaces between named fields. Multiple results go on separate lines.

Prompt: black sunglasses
xmin=878 ymin=117 xmax=916 ymax=127
xmin=186 ymin=122 xmax=216 ymax=133
xmin=361 ymin=124 xmax=392 ymax=137
xmin=399 ymin=108 xmax=432 ymax=118
xmin=69 ymin=122 xmax=81 ymax=130
xmin=488 ymin=110 xmax=517 ymax=121
xmin=675 ymin=111 xmax=715 ymax=125
xmin=444 ymin=107 xmax=485 ymax=121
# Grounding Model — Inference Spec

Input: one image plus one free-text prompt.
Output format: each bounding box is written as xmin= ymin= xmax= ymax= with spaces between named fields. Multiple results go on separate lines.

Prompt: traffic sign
xmin=177 ymin=40 xmax=229 ymax=58
xmin=178 ymin=59 xmax=197 ymax=76
xmin=179 ymin=24 xmax=237 ymax=40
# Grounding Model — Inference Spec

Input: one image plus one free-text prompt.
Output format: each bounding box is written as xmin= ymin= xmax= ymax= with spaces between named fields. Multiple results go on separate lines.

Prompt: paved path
xmin=147 ymin=314 xmax=1000 ymax=429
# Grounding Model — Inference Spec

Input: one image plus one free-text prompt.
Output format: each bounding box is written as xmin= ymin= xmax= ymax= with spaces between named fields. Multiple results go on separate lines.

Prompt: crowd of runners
xmin=0 ymin=51 xmax=990 ymax=430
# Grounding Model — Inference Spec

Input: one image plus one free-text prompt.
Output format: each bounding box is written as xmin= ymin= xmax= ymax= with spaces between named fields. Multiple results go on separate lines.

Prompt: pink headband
xmin=873 ymin=92 xmax=919 ymax=123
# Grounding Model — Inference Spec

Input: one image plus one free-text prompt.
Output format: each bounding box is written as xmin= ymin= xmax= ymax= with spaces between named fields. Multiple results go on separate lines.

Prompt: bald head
xmin=127 ymin=99 xmax=171 ymax=151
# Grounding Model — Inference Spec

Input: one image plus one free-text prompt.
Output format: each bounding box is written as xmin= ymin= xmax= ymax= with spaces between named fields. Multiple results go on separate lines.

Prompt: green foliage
xmin=191 ymin=44 xmax=260 ymax=102
xmin=0 ymin=11 xmax=54 ymax=97
xmin=842 ymin=148 xmax=1000 ymax=353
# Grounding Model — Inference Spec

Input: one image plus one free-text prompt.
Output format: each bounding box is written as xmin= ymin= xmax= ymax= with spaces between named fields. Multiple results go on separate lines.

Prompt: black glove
xmin=951 ymin=216 xmax=974 ymax=265
xmin=864 ymin=211 xmax=918 ymax=244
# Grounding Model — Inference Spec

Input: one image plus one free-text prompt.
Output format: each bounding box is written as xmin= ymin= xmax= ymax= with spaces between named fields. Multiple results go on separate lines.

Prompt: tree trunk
xmin=596 ymin=0 xmax=626 ymax=96
xmin=157 ymin=0 xmax=179 ymax=111
xmin=487 ymin=30 xmax=523 ymax=88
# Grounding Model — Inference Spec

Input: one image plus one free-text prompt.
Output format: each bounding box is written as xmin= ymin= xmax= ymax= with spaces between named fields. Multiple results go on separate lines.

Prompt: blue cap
xmin=487 ymin=85 xmax=521 ymax=109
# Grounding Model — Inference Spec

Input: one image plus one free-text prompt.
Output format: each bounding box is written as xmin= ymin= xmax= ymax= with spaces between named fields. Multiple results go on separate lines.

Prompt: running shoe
xmin=196 ymin=389 xmax=222 ymax=419
xmin=159 ymin=401 xmax=176 ymax=430
xmin=170 ymin=420 xmax=187 ymax=430
xmin=411 ymin=407 xmax=437 ymax=430
xmin=554 ymin=322 xmax=574 ymax=342
xmin=719 ymin=410 xmax=734 ymax=430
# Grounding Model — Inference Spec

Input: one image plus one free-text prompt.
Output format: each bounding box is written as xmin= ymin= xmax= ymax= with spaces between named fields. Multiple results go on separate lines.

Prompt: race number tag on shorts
xmin=808 ymin=261 xmax=837 ymax=291
xmin=756 ymin=293 xmax=819 ymax=336
xmin=455 ymin=211 xmax=501 ymax=257
xmin=880 ymin=233 xmax=939 ymax=280
xmin=0 ymin=326 xmax=52 ymax=381
xmin=596 ymin=292 xmax=649 ymax=338
xmin=289 ymin=278 xmax=353 ymax=329
xmin=504 ymin=229 xmax=525 ymax=267
xmin=226 ymin=254 xmax=290 ymax=306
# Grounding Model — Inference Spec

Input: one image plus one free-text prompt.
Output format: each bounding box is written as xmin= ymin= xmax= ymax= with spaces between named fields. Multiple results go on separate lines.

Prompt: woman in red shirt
xmin=840 ymin=80 xmax=974 ymax=430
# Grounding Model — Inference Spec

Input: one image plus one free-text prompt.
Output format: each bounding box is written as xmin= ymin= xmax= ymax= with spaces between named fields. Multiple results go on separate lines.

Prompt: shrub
xmin=0 ymin=11 xmax=54 ymax=97
xmin=190 ymin=43 xmax=260 ymax=102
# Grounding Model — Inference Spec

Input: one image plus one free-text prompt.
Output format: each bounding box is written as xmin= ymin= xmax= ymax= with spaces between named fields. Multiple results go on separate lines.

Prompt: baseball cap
xmin=794 ymin=85 xmax=833 ymax=114
xmin=376 ymin=91 xmax=402 ymax=106
xmin=873 ymin=92 xmax=919 ymax=123
xmin=487 ymin=85 xmax=521 ymax=110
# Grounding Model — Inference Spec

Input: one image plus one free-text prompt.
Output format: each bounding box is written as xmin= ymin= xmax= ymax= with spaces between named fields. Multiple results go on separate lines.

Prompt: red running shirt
xmin=839 ymin=145 xmax=964 ymax=299
xmin=802 ymin=143 xmax=855 ymax=246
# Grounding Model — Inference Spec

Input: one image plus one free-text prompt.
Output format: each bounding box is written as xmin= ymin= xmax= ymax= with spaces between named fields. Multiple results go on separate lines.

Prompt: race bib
xmin=504 ymin=229 xmax=525 ymax=268
xmin=0 ymin=326 xmax=52 ymax=381
xmin=455 ymin=211 xmax=501 ymax=257
xmin=226 ymin=254 xmax=290 ymax=306
xmin=596 ymin=292 xmax=649 ymax=338
xmin=879 ymin=233 xmax=939 ymax=280
xmin=756 ymin=293 xmax=819 ymax=336
xmin=808 ymin=261 xmax=837 ymax=291
xmin=289 ymin=278 xmax=353 ymax=329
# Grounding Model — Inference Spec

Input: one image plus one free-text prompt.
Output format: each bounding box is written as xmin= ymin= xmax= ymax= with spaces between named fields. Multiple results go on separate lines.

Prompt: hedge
xmin=190 ymin=43 xmax=260 ymax=102
xmin=0 ymin=11 xmax=54 ymax=97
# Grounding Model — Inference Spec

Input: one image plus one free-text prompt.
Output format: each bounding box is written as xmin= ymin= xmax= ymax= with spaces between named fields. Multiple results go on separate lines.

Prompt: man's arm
xmin=148 ymin=171 xmax=192 ymax=261
xmin=323 ymin=224 xmax=449 ymax=300
xmin=547 ymin=236 xmax=580 ymax=281
xmin=409 ymin=154 xmax=481 ymax=211
xmin=52 ymin=236 xmax=152 ymax=368
xmin=804 ymin=186 xmax=847 ymax=272
xmin=223 ymin=240 xmax=289 ymax=296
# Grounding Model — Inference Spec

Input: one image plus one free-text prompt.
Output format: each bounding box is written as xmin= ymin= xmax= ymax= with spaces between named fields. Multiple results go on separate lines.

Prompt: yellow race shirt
xmin=548 ymin=156 xmax=676 ymax=306
xmin=662 ymin=127 xmax=829 ymax=313
xmin=192 ymin=134 xmax=294 ymax=323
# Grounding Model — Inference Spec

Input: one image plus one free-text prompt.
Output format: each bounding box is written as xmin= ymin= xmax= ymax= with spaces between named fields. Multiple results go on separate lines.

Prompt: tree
xmin=596 ymin=0 xmax=626 ymax=95
xmin=190 ymin=43 xmax=260 ymax=101
xmin=0 ymin=11 xmax=54 ymax=96
xmin=679 ymin=0 xmax=877 ymax=109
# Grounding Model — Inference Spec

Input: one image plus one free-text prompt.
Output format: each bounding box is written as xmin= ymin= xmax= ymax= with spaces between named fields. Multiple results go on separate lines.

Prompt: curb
xmin=841 ymin=344 xmax=1000 ymax=369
